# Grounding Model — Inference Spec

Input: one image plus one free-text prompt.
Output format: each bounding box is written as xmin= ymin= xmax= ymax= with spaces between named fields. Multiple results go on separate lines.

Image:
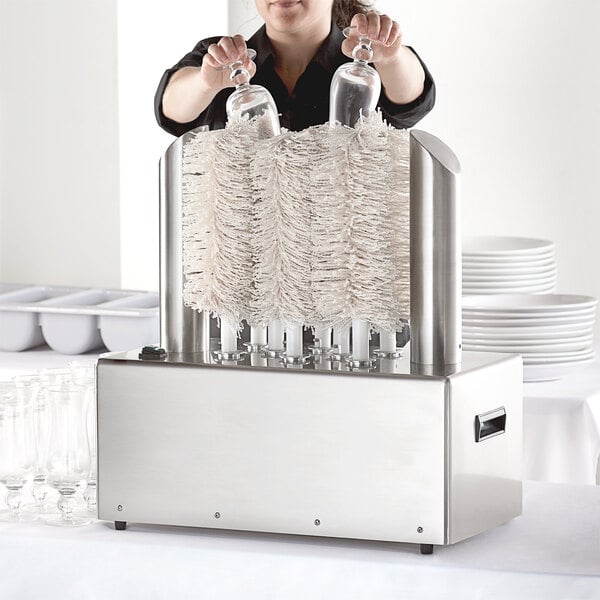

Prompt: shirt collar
xmin=247 ymin=22 xmax=347 ymax=72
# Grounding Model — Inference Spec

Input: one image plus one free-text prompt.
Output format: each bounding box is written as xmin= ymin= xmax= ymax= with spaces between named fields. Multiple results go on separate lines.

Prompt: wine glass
xmin=0 ymin=391 xmax=37 ymax=522
xmin=69 ymin=360 xmax=97 ymax=515
xmin=44 ymin=383 xmax=92 ymax=527
xmin=218 ymin=48 xmax=281 ymax=138
xmin=329 ymin=26 xmax=382 ymax=128
xmin=13 ymin=375 xmax=56 ymax=516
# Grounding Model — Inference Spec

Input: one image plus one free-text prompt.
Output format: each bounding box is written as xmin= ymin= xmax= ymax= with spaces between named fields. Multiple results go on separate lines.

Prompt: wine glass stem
xmin=6 ymin=487 xmax=22 ymax=516
xmin=58 ymin=491 xmax=77 ymax=522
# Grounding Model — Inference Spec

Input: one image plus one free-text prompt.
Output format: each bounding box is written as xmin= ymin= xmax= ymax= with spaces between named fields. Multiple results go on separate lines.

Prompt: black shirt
xmin=154 ymin=23 xmax=435 ymax=136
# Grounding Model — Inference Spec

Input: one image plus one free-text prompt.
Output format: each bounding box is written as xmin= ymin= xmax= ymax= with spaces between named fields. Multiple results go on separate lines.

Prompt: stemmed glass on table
xmin=0 ymin=388 xmax=36 ymax=522
xmin=44 ymin=383 xmax=92 ymax=527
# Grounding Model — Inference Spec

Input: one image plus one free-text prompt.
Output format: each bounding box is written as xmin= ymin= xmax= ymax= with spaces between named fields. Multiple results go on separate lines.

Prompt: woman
xmin=155 ymin=0 xmax=435 ymax=135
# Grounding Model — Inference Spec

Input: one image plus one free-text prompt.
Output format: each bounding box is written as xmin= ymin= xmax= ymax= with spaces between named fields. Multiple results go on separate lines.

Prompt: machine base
xmin=97 ymin=348 xmax=522 ymax=550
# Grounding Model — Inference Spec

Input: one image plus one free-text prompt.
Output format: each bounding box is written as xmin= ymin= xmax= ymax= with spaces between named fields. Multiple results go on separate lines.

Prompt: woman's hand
xmin=201 ymin=34 xmax=257 ymax=91
xmin=342 ymin=11 xmax=426 ymax=105
xmin=341 ymin=12 xmax=403 ymax=66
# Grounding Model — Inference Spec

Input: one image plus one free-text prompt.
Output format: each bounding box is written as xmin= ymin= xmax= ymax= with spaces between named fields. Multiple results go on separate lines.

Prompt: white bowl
xmin=463 ymin=236 xmax=554 ymax=257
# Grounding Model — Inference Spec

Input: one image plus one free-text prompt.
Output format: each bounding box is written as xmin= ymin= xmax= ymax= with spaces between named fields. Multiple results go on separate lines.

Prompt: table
xmin=523 ymin=355 xmax=600 ymax=485
xmin=0 ymin=481 xmax=598 ymax=599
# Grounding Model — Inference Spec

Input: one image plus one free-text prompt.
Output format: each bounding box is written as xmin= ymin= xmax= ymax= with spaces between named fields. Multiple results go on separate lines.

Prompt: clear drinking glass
xmin=44 ymin=383 xmax=92 ymax=527
xmin=219 ymin=48 xmax=281 ymax=138
xmin=13 ymin=375 xmax=56 ymax=516
xmin=0 ymin=391 xmax=37 ymax=522
xmin=329 ymin=27 xmax=382 ymax=128
xmin=69 ymin=360 xmax=97 ymax=514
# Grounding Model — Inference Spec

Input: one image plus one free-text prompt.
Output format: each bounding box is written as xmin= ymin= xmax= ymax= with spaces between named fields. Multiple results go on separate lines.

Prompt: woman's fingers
xmin=207 ymin=35 xmax=250 ymax=68
xmin=377 ymin=14 xmax=394 ymax=45
xmin=365 ymin=11 xmax=381 ymax=42
xmin=349 ymin=12 xmax=401 ymax=47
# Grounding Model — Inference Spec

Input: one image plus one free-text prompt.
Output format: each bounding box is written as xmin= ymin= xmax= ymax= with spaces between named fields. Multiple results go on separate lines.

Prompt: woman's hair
xmin=332 ymin=0 xmax=375 ymax=29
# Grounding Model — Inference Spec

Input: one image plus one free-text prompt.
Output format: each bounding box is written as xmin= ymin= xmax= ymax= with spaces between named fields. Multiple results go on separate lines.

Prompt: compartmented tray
xmin=0 ymin=284 xmax=159 ymax=354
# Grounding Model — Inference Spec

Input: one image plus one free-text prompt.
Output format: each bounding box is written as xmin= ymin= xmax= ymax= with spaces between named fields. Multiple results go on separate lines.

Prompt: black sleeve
xmin=154 ymin=36 xmax=227 ymax=137
xmin=377 ymin=47 xmax=436 ymax=130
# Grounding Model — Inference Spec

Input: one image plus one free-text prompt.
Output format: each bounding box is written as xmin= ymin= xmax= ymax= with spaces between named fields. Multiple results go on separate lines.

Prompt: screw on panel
xmin=314 ymin=519 xmax=321 ymax=526
xmin=417 ymin=526 xmax=423 ymax=533
xmin=117 ymin=505 xmax=123 ymax=512
xmin=214 ymin=512 xmax=221 ymax=519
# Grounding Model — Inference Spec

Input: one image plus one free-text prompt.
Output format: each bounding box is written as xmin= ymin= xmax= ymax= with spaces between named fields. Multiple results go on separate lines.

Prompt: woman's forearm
xmin=375 ymin=46 xmax=425 ymax=105
xmin=161 ymin=67 xmax=219 ymax=124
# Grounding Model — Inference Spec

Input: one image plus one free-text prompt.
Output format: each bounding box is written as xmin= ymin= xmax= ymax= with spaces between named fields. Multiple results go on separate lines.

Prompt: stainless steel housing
xmin=97 ymin=350 xmax=522 ymax=546
xmin=159 ymin=129 xmax=210 ymax=354
xmin=410 ymin=130 xmax=462 ymax=369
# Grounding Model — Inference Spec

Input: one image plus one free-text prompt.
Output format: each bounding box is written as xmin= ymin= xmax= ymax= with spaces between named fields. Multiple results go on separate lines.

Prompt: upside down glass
xmin=220 ymin=48 xmax=281 ymax=138
xmin=329 ymin=27 xmax=382 ymax=128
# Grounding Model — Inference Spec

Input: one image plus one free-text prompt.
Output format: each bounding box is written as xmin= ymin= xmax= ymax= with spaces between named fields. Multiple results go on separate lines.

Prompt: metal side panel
xmin=97 ymin=360 xmax=447 ymax=544
xmin=447 ymin=354 xmax=523 ymax=544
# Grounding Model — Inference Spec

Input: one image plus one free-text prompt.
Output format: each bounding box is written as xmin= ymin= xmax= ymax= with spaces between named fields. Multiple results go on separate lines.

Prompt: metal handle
xmin=475 ymin=407 xmax=506 ymax=442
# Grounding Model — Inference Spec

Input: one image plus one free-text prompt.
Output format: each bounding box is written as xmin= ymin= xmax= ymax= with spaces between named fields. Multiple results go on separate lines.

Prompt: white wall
xmin=379 ymin=0 xmax=600 ymax=303
xmin=116 ymin=1 xmax=227 ymax=291
xmin=0 ymin=0 xmax=121 ymax=288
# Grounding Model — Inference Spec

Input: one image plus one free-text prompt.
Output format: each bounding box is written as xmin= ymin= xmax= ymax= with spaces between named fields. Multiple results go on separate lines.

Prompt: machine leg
xmin=420 ymin=544 xmax=433 ymax=555
xmin=115 ymin=521 xmax=127 ymax=531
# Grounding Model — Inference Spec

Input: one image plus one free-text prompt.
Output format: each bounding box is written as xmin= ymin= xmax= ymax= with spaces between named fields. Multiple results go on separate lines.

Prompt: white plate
xmin=463 ymin=280 xmax=557 ymax=291
xmin=524 ymin=350 xmax=595 ymax=364
xmin=463 ymin=308 xmax=596 ymax=320
xmin=517 ymin=347 xmax=595 ymax=359
xmin=463 ymin=236 xmax=555 ymax=257
xmin=462 ymin=326 xmax=594 ymax=340
xmin=463 ymin=321 xmax=593 ymax=335
xmin=463 ymin=255 xmax=556 ymax=269
xmin=463 ymin=339 xmax=593 ymax=353
xmin=463 ymin=270 xmax=557 ymax=283
xmin=463 ymin=333 xmax=593 ymax=347
xmin=463 ymin=314 xmax=596 ymax=327
xmin=523 ymin=358 xmax=595 ymax=382
xmin=462 ymin=294 xmax=597 ymax=312
xmin=463 ymin=285 xmax=556 ymax=295
xmin=463 ymin=263 xmax=557 ymax=276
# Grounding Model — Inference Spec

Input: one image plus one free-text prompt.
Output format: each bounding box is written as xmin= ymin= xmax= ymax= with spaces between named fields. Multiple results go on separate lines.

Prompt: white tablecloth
xmin=0 ymin=481 xmax=599 ymax=599
xmin=523 ymin=353 xmax=600 ymax=485
xmin=2 ymin=346 xmax=600 ymax=486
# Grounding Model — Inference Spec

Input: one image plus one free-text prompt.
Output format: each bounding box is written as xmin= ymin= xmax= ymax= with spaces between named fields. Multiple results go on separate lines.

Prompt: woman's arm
xmin=342 ymin=11 xmax=425 ymax=106
xmin=161 ymin=34 xmax=255 ymax=124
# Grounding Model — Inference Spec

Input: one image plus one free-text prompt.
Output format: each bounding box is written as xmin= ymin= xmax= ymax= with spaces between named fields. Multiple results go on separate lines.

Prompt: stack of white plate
xmin=463 ymin=236 xmax=557 ymax=294
xmin=463 ymin=294 xmax=597 ymax=382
